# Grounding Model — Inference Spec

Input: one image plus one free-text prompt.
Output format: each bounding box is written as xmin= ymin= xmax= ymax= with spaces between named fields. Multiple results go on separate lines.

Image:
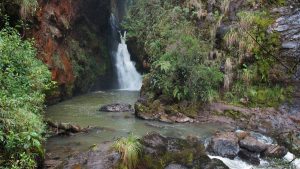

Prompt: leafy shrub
xmin=0 ymin=26 xmax=53 ymax=168
xmin=113 ymin=135 xmax=142 ymax=169
xmin=124 ymin=0 xmax=223 ymax=103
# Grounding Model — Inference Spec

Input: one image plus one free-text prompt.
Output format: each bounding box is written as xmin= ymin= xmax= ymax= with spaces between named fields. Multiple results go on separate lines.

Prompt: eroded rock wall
xmin=30 ymin=0 xmax=112 ymax=103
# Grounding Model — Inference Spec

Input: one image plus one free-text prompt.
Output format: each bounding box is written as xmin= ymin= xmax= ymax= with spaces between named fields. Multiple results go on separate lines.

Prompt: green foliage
xmin=223 ymin=8 xmax=291 ymax=107
xmin=113 ymin=134 xmax=142 ymax=169
xmin=124 ymin=0 xmax=223 ymax=102
xmin=0 ymin=26 xmax=53 ymax=168
xmin=225 ymin=82 xmax=293 ymax=107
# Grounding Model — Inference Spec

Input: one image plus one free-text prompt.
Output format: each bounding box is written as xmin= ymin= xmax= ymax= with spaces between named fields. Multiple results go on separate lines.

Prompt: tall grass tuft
xmin=113 ymin=134 xmax=142 ymax=169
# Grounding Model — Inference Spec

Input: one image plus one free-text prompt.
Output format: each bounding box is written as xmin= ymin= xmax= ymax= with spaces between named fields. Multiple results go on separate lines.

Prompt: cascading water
xmin=109 ymin=13 xmax=142 ymax=91
xmin=114 ymin=32 xmax=142 ymax=90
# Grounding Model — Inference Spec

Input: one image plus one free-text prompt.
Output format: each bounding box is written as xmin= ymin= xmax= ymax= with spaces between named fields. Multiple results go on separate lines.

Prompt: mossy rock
xmin=137 ymin=132 xmax=229 ymax=169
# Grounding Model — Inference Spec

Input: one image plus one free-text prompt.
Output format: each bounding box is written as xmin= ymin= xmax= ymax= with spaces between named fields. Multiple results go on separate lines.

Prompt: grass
xmin=113 ymin=134 xmax=142 ymax=169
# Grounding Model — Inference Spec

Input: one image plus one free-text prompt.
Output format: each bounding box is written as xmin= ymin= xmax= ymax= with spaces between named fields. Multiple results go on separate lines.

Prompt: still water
xmin=45 ymin=90 xmax=226 ymax=159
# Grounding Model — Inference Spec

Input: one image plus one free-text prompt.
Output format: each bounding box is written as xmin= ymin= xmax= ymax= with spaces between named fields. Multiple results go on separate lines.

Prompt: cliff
xmin=29 ymin=0 xmax=113 ymax=103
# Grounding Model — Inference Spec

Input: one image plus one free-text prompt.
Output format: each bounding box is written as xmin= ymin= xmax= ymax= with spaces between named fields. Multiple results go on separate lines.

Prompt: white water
xmin=114 ymin=31 xmax=142 ymax=90
xmin=208 ymin=131 xmax=300 ymax=169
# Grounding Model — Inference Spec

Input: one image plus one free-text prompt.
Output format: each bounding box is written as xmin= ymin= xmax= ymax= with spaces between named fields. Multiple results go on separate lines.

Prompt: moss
xmin=212 ymin=108 xmax=251 ymax=120
xmin=138 ymin=138 xmax=207 ymax=169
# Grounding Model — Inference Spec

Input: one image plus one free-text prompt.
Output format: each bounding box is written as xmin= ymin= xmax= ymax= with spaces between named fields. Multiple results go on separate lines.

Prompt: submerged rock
xmin=206 ymin=132 xmax=240 ymax=159
xmin=99 ymin=103 xmax=134 ymax=112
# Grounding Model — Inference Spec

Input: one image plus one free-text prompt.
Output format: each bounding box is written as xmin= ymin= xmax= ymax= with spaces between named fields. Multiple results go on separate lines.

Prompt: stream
xmin=45 ymin=90 xmax=228 ymax=160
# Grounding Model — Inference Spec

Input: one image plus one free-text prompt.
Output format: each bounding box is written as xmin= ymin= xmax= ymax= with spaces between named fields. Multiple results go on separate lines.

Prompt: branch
xmin=243 ymin=28 xmax=298 ymax=74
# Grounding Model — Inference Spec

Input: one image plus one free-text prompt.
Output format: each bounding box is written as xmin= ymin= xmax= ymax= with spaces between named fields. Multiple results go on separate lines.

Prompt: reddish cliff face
xmin=30 ymin=0 xmax=112 ymax=102
xmin=33 ymin=0 xmax=78 ymax=85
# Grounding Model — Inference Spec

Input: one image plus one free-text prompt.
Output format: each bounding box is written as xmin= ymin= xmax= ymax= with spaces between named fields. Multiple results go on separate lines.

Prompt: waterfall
xmin=114 ymin=31 xmax=142 ymax=90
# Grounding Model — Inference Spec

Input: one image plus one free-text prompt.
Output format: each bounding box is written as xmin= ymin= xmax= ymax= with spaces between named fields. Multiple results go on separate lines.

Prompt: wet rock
xmin=207 ymin=132 xmax=240 ymax=159
xmin=61 ymin=142 xmax=120 ymax=169
xmin=99 ymin=103 xmax=134 ymax=112
xmin=239 ymin=136 xmax=269 ymax=153
xmin=165 ymin=164 xmax=188 ymax=169
xmin=238 ymin=149 xmax=260 ymax=165
xmin=262 ymin=145 xmax=288 ymax=158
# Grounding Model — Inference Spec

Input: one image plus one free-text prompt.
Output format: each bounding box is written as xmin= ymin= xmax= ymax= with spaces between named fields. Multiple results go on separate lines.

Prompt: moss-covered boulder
xmin=136 ymin=132 xmax=229 ymax=169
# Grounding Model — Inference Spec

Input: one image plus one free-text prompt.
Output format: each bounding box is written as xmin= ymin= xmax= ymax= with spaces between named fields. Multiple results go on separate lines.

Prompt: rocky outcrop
xmin=99 ymin=103 xmax=134 ymax=112
xmin=30 ymin=0 xmax=112 ymax=102
xmin=204 ymin=102 xmax=300 ymax=156
xmin=272 ymin=7 xmax=300 ymax=80
xmin=207 ymin=131 xmax=289 ymax=166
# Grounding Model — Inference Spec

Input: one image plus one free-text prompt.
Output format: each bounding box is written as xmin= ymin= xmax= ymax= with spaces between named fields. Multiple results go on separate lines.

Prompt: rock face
xmin=139 ymin=132 xmax=229 ymax=169
xmin=272 ymin=7 xmax=300 ymax=80
xmin=31 ymin=0 xmax=112 ymax=102
xmin=206 ymin=132 xmax=240 ymax=159
xmin=99 ymin=103 xmax=134 ymax=112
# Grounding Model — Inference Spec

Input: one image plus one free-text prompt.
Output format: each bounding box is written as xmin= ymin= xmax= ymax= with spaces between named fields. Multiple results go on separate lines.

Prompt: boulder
xmin=239 ymin=136 xmax=269 ymax=153
xmin=140 ymin=132 xmax=228 ymax=168
xmin=207 ymin=132 xmax=240 ymax=159
xmin=238 ymin=149 xmax=260 ymax=165
xmin=262 ymin=145 xmax=288 ymax=158
xmin=99 ymin=103 xmax=134 ymax=112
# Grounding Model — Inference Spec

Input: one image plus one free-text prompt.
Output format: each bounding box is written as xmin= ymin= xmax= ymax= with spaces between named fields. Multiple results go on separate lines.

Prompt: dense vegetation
xmin=0 ymin=0 xmax=54 ymax=168
xmin=124 ymin=0 xmax=292 ymax=107
xmin=0 ymin=25 xmax=53 ymax=169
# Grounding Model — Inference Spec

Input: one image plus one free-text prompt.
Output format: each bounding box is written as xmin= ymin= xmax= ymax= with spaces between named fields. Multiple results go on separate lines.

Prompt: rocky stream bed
xmin=43 ymin=90 xmax=300 ymax=169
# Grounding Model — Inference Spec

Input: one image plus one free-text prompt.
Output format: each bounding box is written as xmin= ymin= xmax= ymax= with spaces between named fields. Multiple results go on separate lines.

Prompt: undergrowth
xmin=0 ymin=26 xmax=53 ymax=168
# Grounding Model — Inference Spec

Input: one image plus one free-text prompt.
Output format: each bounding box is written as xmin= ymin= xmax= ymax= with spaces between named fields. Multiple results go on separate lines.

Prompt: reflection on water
xmin=45 ymin=90 xmax=226 ymax=159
